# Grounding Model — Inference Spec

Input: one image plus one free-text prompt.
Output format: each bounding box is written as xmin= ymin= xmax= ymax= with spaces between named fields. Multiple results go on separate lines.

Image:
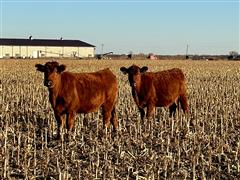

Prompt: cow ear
xmin=57 ymin=64 xmax=66 ymax=73
xmin=140 ymin=66 xmax=148 ymax=73
xmin=120 ymin=67 xmax=128 ymax=74
xmin=35 ymin=64 xmax=45 ymax=72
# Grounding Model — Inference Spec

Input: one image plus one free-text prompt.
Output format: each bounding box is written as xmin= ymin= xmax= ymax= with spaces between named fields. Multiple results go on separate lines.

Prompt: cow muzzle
xmin=44 ymin=80 xmax=54 ymax=88
xmin=131 ymin=82 xmax=137 ymax=87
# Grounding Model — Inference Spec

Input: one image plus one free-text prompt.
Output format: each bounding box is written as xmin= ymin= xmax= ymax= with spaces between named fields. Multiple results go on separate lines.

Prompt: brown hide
xmin=120 ymin=65 xmax=189 ymax=120
xmin=36 ymin=61 xmax=118 ymax=139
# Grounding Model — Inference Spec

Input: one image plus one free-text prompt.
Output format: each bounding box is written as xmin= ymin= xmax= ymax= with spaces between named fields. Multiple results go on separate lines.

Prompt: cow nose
xmin=45 ymin=80 xmax=53 ymax=88
xmin=131 ymin=82 xmax=137 ymax=87
xmin=48 ymin=81 xmax=53 ymax=87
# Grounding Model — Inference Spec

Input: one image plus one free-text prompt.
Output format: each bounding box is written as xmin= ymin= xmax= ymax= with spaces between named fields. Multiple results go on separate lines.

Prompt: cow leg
xmin=179 ymin=94 xmax=189 ymax=114
xmin=139 ymin=107 xmax=145 ymax=121
xmin=102 ymin=107 xmax=111 ymax=129
xmin=145 ymin=104 xmax=155 ymax=132
xmin=146 ymin=104 xmax=155 ymax=120
xmin=110 ymin=106 xmax=118 ymax=132
xmin=169 ymin=102 xmax=177 ymax=117
xmin=54 ymin=113 xmax=65 ymax=140
xmin=66 ymin=112 xmax=75 ymax=131
xmin=65 ymin=112 xmax=75 ymax=141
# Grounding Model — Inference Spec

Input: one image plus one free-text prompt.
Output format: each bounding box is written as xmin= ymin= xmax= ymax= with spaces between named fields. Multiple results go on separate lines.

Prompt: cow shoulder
xmin=140 ymin=73 xmax=155 ymax=93
xmin=58 ymin=72 xmax=80 ymax=98
xmin=61 ymin=72 xmax=77 ymax=84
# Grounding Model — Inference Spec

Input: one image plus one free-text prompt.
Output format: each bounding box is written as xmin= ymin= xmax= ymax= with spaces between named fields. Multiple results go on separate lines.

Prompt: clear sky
xmin=0 ymin=0 xmax=239 ymax=55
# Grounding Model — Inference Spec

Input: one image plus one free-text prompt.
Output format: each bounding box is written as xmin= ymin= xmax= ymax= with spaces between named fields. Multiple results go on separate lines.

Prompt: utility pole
xmin=186 ymin=44 xmax=189 ymax=59
xmin=101 ymin=43 xmax=104 ymax=55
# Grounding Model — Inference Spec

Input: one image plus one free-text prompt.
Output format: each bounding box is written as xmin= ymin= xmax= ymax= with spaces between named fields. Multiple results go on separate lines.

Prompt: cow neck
xmin=48 ymin=77 xmax=61 ymax=108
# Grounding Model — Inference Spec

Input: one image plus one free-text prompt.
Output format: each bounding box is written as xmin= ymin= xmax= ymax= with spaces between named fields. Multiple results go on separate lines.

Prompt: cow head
xmin=120 ymin=65 xmax=148 ymax=87
xmin=35 ymin=61 xmax=66 ymax=88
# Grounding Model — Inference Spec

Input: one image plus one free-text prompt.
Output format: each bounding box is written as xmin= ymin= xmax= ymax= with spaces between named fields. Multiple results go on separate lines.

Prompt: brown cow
xmin=120 ymin=65 xmax=189 ymax=120
xmin=36 ymin=61 xmax=118 ymax=139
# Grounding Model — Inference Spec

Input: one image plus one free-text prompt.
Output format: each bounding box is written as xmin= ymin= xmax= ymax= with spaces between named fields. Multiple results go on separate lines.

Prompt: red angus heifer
xmin=36 ymin=61 xmax=118 ymax=139
xmin=120 ymin=65 xmax=189 ymax=120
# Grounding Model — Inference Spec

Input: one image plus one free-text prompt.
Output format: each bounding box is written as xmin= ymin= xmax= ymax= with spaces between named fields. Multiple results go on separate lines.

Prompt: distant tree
xmin=228 ymin=51 xmax=239 ymax=60
xmin=229 ymin=51 xmax=238 ymax=56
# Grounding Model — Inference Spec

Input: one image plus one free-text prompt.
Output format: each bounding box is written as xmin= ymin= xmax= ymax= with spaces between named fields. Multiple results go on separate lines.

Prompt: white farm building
xmin=0 ymin=37 xmax=95 ymax=58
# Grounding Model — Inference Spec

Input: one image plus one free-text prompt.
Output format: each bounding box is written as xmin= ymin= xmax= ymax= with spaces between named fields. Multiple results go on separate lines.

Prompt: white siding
xmin=0 ymin=45 xmax=95 ymax=58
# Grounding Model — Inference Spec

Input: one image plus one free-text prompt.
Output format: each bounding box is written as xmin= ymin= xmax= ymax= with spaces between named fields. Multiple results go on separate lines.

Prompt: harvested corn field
xmin=0 ymin=59 xmax=240 ymax=179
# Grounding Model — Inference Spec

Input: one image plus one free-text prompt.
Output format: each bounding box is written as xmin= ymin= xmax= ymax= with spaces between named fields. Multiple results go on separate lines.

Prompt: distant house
xmin=147 ymin=53 xmax=158 ymax=60
xmin=0 ymin=37 xmax=95 ymax=58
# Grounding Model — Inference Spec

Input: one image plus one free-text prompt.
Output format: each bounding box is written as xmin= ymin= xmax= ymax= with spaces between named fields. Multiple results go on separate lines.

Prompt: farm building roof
xmin=0 ymin=38 xmax=95 ymax=47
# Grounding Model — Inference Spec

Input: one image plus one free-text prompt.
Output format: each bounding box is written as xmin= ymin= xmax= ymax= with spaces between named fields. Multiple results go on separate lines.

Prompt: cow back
xmin=140 ymin=68 xmax=186 ymax=107
xmin=57 ymin=69 xmax=117 ymax=113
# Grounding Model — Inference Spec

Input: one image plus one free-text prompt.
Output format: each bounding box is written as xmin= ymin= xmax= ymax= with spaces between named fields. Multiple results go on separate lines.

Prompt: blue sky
xmin=0 ymin=0 xmax=239 ymax=55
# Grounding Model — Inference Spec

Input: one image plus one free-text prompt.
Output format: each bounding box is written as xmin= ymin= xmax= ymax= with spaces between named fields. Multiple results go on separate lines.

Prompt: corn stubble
xmin=0 ymin=59 xmax=239 ymax=179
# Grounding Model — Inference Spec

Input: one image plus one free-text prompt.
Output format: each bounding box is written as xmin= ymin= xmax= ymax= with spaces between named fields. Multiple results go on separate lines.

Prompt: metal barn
xmin=0 ymin=37 xmax=95 ymax=59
